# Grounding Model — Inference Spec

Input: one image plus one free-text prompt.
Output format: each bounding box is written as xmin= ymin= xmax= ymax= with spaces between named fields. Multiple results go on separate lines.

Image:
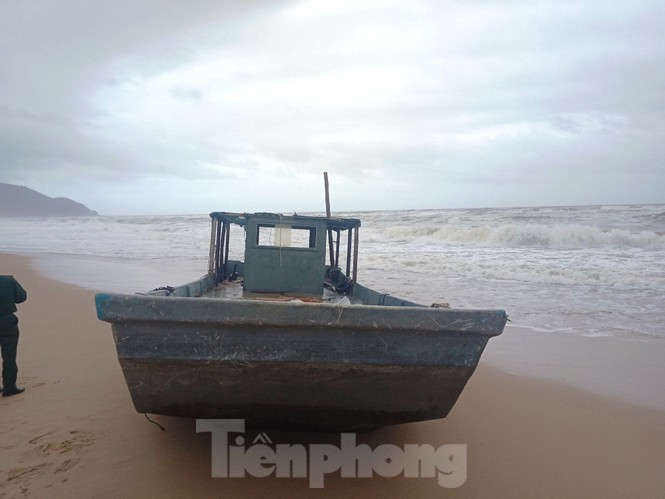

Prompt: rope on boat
xmin=144 ymin=413 xmax=166 ymax=431
xmin=431 ymin=302 xmax=450 ymax=308
xmin=325 ymin=266 xmax=353 ymax=294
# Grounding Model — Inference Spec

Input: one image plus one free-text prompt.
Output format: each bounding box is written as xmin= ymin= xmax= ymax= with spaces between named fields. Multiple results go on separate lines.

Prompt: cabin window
xmin=256 ymin=224 xmax=317 ymax=249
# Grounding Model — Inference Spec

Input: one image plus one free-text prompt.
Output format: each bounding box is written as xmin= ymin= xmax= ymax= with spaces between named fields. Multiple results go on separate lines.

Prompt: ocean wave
xmin=647 ymin=211 xmax=665 ymax=223
xmin=366 ymin=223 xmax=665 ymax=249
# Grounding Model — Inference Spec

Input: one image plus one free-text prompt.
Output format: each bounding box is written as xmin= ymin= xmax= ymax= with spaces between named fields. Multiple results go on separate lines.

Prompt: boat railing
xmin=144 ymin=274 xmax=216 ymax=298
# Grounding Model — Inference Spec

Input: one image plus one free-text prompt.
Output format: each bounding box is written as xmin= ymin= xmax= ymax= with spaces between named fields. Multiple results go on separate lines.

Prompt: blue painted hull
xmin=95 ymin=277 xmax=506 ymax=432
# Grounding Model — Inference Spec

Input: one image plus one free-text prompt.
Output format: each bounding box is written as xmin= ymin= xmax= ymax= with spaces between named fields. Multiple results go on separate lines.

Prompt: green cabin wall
xmin=242 ymin=217 xmax=328 ymax=296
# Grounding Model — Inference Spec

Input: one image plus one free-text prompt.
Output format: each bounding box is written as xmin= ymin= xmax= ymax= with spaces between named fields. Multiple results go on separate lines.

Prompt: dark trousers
xmin=0 ymin=317 xmax=19 ymax=390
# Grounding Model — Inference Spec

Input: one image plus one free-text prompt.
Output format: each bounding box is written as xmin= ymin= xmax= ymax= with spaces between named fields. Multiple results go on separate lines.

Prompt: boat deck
xmin=205 ymin=279 xmax=352 ymax=305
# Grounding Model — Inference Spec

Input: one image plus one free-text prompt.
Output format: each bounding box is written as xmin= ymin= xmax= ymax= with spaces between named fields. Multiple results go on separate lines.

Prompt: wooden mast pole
xmin=324 ymin=172 xmax=335 ymax=267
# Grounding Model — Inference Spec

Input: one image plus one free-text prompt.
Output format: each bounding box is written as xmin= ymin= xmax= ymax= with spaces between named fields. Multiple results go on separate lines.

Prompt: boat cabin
xmin=208 ymin=212 xmax=361 ymax=297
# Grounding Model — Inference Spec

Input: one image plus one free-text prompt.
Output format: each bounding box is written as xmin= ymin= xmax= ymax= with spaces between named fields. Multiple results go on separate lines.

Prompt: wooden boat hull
xmin=95 ymin=288 xmax=506 ymax=432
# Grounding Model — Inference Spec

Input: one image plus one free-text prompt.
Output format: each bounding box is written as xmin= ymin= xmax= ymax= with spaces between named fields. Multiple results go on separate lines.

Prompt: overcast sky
xmin=1 ymin=0 xmax=663 ymax=215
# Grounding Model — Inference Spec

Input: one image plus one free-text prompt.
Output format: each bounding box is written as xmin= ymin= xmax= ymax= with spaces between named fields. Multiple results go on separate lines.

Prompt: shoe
xmin=2 ymin=386 xmax=25 ymax=397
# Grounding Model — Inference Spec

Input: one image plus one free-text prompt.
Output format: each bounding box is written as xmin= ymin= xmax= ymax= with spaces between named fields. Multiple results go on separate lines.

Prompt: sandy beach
xmin=1 ymin=251 xmax=664 ymax=498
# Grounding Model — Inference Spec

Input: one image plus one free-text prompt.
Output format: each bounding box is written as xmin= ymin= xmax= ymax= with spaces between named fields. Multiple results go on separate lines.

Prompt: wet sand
xmin=1 ymin=251 xmax=664 ymax=497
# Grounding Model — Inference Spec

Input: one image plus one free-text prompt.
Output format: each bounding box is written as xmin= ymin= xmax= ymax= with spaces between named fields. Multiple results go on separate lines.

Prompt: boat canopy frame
xmin=207 ymin=212 xmax=362 ymax=287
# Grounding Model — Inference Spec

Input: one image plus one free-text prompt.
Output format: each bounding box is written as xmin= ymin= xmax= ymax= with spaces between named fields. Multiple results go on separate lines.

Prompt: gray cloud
xmin=1 ymin=0 xmax=663 ymax=214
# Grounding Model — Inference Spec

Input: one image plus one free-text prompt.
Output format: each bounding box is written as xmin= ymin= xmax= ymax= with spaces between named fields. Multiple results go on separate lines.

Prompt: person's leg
xmin=0 ymin=326 xmax=19 ymax=391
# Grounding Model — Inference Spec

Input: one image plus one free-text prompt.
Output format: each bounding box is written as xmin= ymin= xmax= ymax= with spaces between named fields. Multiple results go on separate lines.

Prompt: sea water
xmin=1 ymin=204 xmax=663 ymax=342
xmin=2 ymin=204 xmax=665 ymax=408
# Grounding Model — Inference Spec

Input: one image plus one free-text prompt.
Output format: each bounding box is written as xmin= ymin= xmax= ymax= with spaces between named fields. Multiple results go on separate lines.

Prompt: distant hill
xmin=0 ymin=182 xmax=98 ymax=217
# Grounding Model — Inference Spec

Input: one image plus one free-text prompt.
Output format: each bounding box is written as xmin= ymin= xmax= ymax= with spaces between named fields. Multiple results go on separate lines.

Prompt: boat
xmin=95 ymin=211 xmax=507 ymax=432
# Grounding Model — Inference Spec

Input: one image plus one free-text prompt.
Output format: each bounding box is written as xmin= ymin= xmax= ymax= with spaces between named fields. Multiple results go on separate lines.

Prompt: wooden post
xmin=324 ymin=172 xmax=335 ymax=267
xmin=216 ymin=220 xmax=224 ymax=282
xmin=346 ymin=228 xmax=353 ymax=276
xmin=352 ymin=226 xmax=359 ymax=282
xmin=208 ymin=217 xmax=217 ymax=276
xmin=223 ymin=222 xmax=231 ymax=270
xmin=324 ymin=172 xmax=332 ymax=217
